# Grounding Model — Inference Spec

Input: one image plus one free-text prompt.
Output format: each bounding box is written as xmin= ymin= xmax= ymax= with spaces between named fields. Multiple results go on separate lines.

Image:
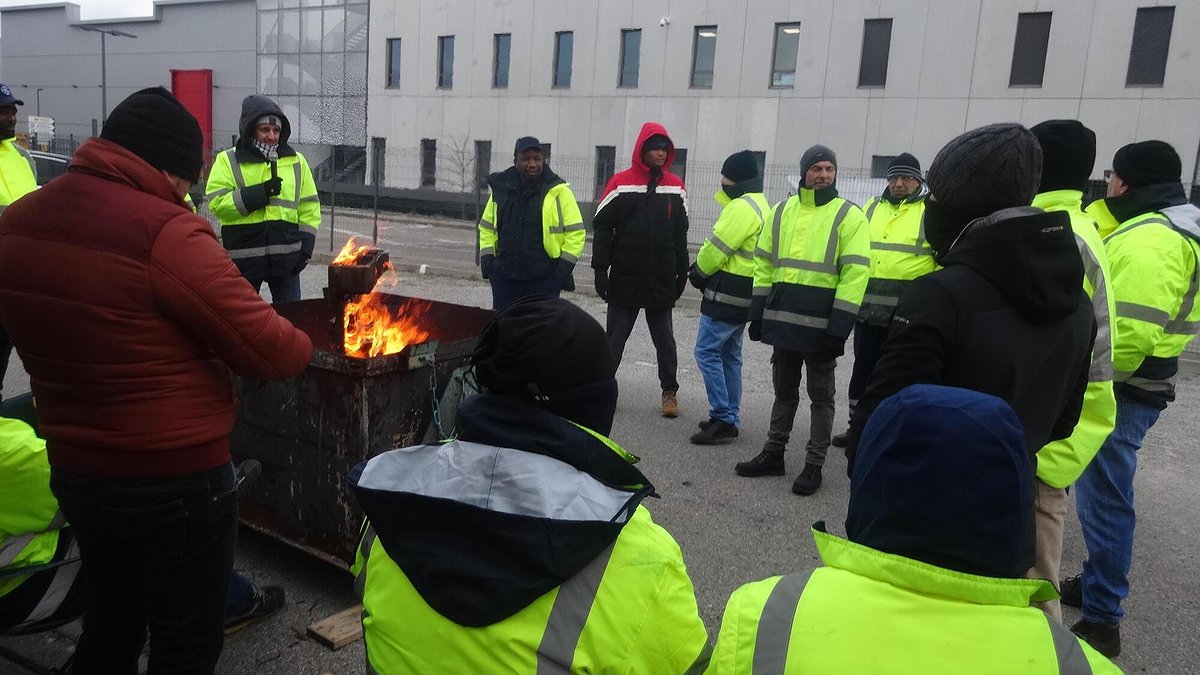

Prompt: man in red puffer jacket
xmin=0 ymin=87 xmax=313 ymax=675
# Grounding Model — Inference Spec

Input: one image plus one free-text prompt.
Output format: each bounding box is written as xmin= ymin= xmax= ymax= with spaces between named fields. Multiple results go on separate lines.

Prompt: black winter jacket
xmin=846 ymin=206 xmax=1095 ymax=472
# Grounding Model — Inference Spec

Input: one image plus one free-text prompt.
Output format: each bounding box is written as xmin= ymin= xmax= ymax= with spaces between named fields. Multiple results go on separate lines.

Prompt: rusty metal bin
xmin=229 ymin=294 xmax=492 ymax=567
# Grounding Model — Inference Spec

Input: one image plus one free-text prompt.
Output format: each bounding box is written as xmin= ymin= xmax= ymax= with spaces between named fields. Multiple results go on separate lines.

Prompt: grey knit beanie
xmin=925 ymin=124 xmax=1042 ymax=218
xmin=799 ymin=145 xmax=837 ymax=188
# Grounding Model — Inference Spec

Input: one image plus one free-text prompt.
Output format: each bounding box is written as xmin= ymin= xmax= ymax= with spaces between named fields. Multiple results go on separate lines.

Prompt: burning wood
xmin=330 ymin=238 xmax=433 ymax=359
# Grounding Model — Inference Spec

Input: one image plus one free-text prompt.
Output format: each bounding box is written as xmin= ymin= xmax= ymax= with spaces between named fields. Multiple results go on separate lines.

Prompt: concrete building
xmin=367 ymin=0 xmax=1200 ymax=209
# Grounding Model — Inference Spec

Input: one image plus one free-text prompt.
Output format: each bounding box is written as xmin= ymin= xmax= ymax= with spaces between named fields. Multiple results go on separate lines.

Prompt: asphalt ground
xmin=3 ymin=223 xmax=1199 ymax=673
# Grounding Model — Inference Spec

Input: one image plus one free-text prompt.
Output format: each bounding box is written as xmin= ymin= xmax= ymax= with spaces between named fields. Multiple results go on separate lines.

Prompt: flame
xmin=332 ymin=237 xmax=374 ymax=265
xmin=343 ymin=296 xmax=433 ymax=359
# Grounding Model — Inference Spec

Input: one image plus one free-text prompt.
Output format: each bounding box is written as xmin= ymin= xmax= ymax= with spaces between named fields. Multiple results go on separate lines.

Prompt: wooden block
xmin=306 ymin=604 xmax=364 ymax=651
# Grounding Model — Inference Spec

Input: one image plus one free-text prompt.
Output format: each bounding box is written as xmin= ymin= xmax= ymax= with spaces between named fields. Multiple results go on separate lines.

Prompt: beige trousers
xmin=1029 ymin=477 xmax=1068 ymax=621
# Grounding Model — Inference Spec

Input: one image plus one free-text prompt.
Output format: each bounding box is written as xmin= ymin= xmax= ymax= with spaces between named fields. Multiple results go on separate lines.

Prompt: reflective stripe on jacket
xmin=0 ymin=138 xmax=37 ymax=210
xmin=859 ymin=194 xmax=934 ymax=326
xmin=695 ymin=191 xmax=769 ymax=323
xmin=1103 ymin=206 xmax=1200 ymax=406
xmin=478 ymin=180 xmax=585 ymax=270
xmin=354 ymin=504 xmax=711 ymax=674
xmin=205 ymin=148 xmax=321 ymax=278
xmin=706 ymin=527 xmax=1120 ymax=674
xmin=0 ymin=417 xmax=62 ymax=598
xmin=751 ymin=190 xmax=870 ymax=352
xmin=1033 ymin=190 xmax=1118 ymax=488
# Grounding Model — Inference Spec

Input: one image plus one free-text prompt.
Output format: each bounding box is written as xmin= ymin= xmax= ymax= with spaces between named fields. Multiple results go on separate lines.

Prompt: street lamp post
xmin=35 ymin=88 xmax=43 ymax=117
xmin=77 ymin=26 xmax=137 ymax=127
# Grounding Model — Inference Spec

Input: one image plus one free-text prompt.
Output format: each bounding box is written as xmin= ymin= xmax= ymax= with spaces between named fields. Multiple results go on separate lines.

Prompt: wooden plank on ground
xmin=306 ymin=604 xmax=364 ymax=651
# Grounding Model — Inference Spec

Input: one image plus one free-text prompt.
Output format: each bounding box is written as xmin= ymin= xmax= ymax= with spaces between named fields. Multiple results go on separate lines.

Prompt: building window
xmin=1126 ymin=6 xmax=1174 ymax=87
xmin=493 ymin=33 xmax=511 ymax=88
xmin=540 ymin=142 xmax=552 ymax=163
xmin=858 ymin=18 xmax=892 ymax=87
xmin=690 ymin=27 xmax=717 ymax=89
xmin=474 ymin=140 xmax=491 ymax=190
xmin=871 ymin=155 xmax=897 ymax=179
xmin=1009 ymin=12 xmax=1052 ymax=87
xmin=385 ymin=38 xmax=401 ymax=88
xmin=437 ymin=35 xmax=454 ymax=89
xmin=619 ymin=29 xmax=641 ymax=88
xmin=553 ymin=31 xmax=574 ymax=88
xmin=595 ymin=145 xmax=616 ymax=199
xmin=421 ymin=138 xmax=437 ymax=188
xmin=750 ymin=151 xmax=767 ymax=177
xmin=770 ymin=23 xmax=801 ymax=88
xmin=673 ymin=148 xmax=688 ymax=184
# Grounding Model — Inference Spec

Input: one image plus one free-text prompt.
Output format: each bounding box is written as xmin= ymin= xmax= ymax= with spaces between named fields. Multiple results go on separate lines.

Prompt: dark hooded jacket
xmin=206 ymin=95 xmax=318 ymax=282
xmin=484 ymin=164 xmax=567 ymax=282
xmin=592 ymin=122 xmax=690 ymax=308
xmin=846 ymin=206 xmax=1095 ymax=470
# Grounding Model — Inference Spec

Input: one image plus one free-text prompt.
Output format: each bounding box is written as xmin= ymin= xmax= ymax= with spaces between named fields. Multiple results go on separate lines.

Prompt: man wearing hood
xmin=206 ymin=95 xmax=320 ymax=302
xmin=1026 ymin=120 xmax=1117 ymax=623
xmin=687 ymin=150 xmax=769 ymax=445
xmin=735 ymin=145 xmax=870 ymax=497
xmin=477 ymin=136 xmax=585 ymax=309
xmin=831 ymin=153 xmax=932 ymax=448
xmin=592 ymin=122 xmax=690 ymax=418
xmin=844 ymin=124 xmax=1094 ymax=476
xmin=350 ymin=296 xmax=710 ymax=674
xmin=1061 ymin=140 xmax=1200 ymax=657
xmin=707 ymin=385 xmax=1119 ymax=674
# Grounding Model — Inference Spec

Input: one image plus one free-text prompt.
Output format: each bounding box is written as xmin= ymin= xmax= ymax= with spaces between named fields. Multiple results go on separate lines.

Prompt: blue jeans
xmin=252 ymin=274 xmax=302 ymax=303
xmin=50 ymin=463 xmax=240 ymax=675
xmin=489 ymin=275 xmax=561 ymax=310
xmin=1074 ymin=388 xmax=1161 ymax=624
xmin=694 ymin=315 xmax=745 ymax=427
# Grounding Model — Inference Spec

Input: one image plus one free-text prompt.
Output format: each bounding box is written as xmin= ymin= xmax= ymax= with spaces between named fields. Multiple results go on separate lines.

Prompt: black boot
xmin=691 ymin=419 xmax=738 ymax=445
xmin=1059 ymin=574 xmax=1083 ymax=608
xmin=698 ymin=418 xmax=715 ymax=431
xmin=791 ymin=463 xmax=823 ymax=495
xmin=735 ymin=450 xmax=785 ymax=477
xmin=831 ymin=431 xmax=850 ymax=448
xmin=1071 ymin=619 xmax=1120 ymax=658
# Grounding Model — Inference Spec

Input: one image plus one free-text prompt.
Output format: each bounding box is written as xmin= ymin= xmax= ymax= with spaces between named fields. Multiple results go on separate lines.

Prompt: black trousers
xmin=847 ymin=322 xmax=889 ymax=403
xmin=606 ymin=304 xmax=679 ymax=392
xmin=50 ymin=463 xmax=239 ymax=675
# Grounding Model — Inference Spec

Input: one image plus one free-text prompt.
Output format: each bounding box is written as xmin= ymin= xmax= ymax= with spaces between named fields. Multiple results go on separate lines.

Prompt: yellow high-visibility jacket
xmin=0 ymin=138 xmax=37 ymax=212
xmin=693 ymin=191 xmax=769 ymax=323
xmin=859 ymin=193 xmax=934 ymax=326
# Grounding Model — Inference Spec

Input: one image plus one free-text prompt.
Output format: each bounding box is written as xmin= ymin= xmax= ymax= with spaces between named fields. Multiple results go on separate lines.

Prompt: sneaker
xmin=1071 ymin=619 xmax=1121 ymax=658
xmin=661 ymin=391 xmax=679 ymax=418
xmin=831 ymin=431 xmax=850 ymax=448
xmin=735 ymin=450 xmax=785 ymax=477
xmin=1060 ymin=574 xmax=1083 ymax=608
xmin=224 ymin=585 xmax=286 ymax=634
xmin=698 ymin=418 xmax=715 ymax=431
xmin=690 ymin=419 xmax=738 ymax=445
xmin=791 ymin=463 xmax=823 ymax=495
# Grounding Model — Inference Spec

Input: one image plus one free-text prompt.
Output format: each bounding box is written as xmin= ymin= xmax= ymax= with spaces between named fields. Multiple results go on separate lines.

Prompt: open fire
xmin=331 ymin=238 xmax=434 ymax=359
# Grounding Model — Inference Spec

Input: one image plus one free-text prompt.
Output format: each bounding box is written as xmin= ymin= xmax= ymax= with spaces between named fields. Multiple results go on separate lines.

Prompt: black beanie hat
xmin=721 ymin=150 xmax=759 ymax=183
xmin=887 ymin=153 xmax=922 ymax=180
xmin=1112 ymin=140 xmax=1182 ymax=188
xmin=800 ymin=144 xmax=837 ymax=176
xmin=100 ymin=87 xmax=203 ymax=184
xmin=926 ymin=123 xmax=1042 ymax=220
xmin=472 ymin=296 xmax=618 ymax=432
xmin=1030 ymin=120 xmax=1096 ymax=193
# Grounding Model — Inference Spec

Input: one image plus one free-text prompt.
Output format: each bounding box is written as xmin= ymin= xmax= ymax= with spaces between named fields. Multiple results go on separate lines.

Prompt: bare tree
xmin=443 ymin=134 xmax=475 ymax=220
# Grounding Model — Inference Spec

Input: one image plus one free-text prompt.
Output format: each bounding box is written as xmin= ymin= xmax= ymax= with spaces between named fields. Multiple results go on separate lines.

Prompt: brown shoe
xmin=661 ymin=390 xmax=679 ymax=418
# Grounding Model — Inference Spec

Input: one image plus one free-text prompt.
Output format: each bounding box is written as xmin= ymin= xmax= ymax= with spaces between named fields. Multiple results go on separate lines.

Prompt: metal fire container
xmin=230 ymin=294 xmax=492 ymax=566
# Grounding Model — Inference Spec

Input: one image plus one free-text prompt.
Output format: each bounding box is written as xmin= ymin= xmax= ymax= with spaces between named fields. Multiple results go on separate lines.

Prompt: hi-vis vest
xmin=353 ymin=504 xmax=711 ymax=675
xmin=1102 ymin=204 xmax=1200 ymax=403
xmin=694 ymin=191 xmax=769 ymax=323
xmin=205 ymin=148 xmax=320 ymax=257
xmin=752 ymin=190 xmax=871 ymax=351
xmin=1032 ymin=190 xmax=1117 ymax=488
xmin=706 ymin=527 xmax=1119 ymax=674
xmin=859 ymin=194 xmax=934 ymax=326
xmin=478 ymin=181 xmax=586 ymax=271
xmin=0 ymin=138 xmax=37 ymax=211
xmin=1 ymin=418 xmax=62 ymax=598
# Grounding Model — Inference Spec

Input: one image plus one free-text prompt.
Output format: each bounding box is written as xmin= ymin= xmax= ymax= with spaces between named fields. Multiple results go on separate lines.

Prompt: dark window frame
xmin=1126 ymin=5 xmax=1174 ymax=87
xmin=385 ymin=38 xmax=401 ymax=88
xmin=619 ymin=29 xmax=641 ymax=88
xmin=420 ymin=138 xmax=437 ymax=188
xmin=493 ymin=33 xmax=511 ymax=88
xmin=474 ymin=140 xmax=491 ymax=191
xmin=1009 ymin=12 xmax=1052 ymax=87
xmin=690 ymin=26 xmax=718 ymax=89
xmin=437 ymin=35 xmax=454 ymax=89
xmin=595 ymin=145 xmax=616 ymax=199
xmin=553 ymin=31 xmax=574 ymax=88
xmin=871 ymin=155 xmax=897 ymax=179
xmin=673 ymin=148 xmax=689 ymax=184
xmin=770 ymin=22 xmax=801 ymax=89
xmin=858 ymin=18 xmax=892 ymax=88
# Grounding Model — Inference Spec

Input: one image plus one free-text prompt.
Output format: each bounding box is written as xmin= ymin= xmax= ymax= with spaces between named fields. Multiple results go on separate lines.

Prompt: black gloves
xmin=748 ymin=320 xmax=762 ymax=342
xmin=480 ymin=254 xmax=495 ymax=279
xmin=688 ymin=264 xmax=707 ymax=291
xmin=821 ymin=335 xmax=846 ymax=359
xmin=239 ymin=176 xmax=282 ymax=214
xmin=554 ymin=267 xmax=576 ymax=292
xmin=264 ymin=176 xmax=283 ymax=197
xmin=594 ymin=269 xmax=609 ymax=301
xmin=291 ymin=253 xmax=310 ymax=276
xmin=675 ymin=275 xmax=688 ymax=299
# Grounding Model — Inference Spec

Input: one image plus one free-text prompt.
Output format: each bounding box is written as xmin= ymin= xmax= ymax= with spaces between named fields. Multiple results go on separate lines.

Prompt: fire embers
xmin=332 ymin=238 xmax=433 ymax=359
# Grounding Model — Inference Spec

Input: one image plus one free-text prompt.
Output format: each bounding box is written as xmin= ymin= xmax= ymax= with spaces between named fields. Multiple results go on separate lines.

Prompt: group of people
xmin=474 ymin=117 xmax=1199 ymax=665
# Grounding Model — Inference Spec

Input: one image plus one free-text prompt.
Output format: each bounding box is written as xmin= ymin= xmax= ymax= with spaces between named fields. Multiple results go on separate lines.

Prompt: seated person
xmin=706 ymin=385 xmax=1119 ymax=674
xmin=351 ymin=296 xmax=711 ymax=674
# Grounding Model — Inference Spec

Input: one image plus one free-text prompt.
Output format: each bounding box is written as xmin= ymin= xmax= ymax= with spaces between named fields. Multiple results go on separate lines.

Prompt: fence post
xmin=329 ymin=147 xmax=338 ymax=252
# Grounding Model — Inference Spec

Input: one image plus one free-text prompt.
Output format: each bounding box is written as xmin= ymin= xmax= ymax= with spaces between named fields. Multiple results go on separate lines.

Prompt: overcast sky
xmin=0 ymin=0 xmax=154 ymax=24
